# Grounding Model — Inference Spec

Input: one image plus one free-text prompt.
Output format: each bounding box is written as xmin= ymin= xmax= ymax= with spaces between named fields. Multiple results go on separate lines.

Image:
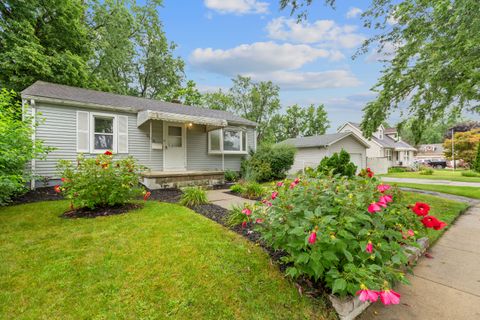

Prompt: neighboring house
xmin=279 ymin=132 xmax=370 ymax=174
xmin=21 ymin=81 xmax=257 ymax=189
xmin=415 ymin=144 xmax=445 ymax=163
xmin=338 ymin=122 xmax=416 ymax=172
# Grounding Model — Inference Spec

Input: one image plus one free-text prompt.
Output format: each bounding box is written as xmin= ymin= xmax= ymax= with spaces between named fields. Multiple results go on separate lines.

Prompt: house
xmin=279 ymin=132 xmax=370 ymax=174
xmin=338 ymin=122 xmax=416 ymax=173
xmin=21 ymin=81 xmax=257 ymax=189
xmin=414 ymin=144 xmax=445 ymax=163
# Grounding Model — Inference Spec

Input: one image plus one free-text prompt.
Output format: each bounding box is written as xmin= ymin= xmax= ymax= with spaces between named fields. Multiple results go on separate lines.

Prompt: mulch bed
xmin=61 ymin=203 xmax=143 ymax=219
xmin=10 ymin=187 xmax=63 ymax=205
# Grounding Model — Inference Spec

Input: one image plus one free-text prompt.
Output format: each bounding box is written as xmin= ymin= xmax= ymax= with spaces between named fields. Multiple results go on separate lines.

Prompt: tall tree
xmin=398 ymin=115 xmax=463 ymax=145
xmin=443 ymin=129 xmax=480 ymax=166
xmin=0 ymin=0 xmax=93 ymax=92
xmin=280 ymin=0 xmax=480 ymax=141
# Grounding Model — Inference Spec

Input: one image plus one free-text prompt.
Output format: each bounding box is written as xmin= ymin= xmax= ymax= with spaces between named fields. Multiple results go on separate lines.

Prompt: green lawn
xmin=396 ymin=183 xmax=480 ymax=200
xmin=381 ymin=169 xmax=480 ymax=182
xmin=401 ymin=192 xmax=469 ymax=243
xmin=0 ymin=201 xmax=333 ymax=320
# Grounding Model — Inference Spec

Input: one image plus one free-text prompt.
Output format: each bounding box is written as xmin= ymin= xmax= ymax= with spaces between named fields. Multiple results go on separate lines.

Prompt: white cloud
xmin=266 ymin=17 xmax=366 ymax=49
xmin=204 ymin=0 xmax=269 ymax=15
xmin=247 ymin=70 xmax=362 ymax=90
xmin=346 ymin=7 xmax=362 ymax=19
xmin=190 ymin=42 xmax=338 ymax=75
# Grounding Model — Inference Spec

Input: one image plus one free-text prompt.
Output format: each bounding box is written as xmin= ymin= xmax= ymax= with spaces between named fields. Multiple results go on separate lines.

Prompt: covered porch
xmin=141 ymin=170 xmax=225 ymax=189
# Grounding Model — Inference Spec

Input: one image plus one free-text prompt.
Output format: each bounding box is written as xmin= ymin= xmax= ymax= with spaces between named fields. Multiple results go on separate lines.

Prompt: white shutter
xmin=117 ymin=115 xmax=128 ymax=153
xmin=76 ymin=111 xmax=90 ymax=152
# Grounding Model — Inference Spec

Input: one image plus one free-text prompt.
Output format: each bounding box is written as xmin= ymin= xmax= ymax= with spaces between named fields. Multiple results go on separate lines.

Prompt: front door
xmin=164 ymin=122 xmax=186 ymax=171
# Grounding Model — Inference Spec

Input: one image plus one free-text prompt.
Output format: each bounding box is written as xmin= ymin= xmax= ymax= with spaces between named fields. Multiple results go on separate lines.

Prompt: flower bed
xmin=240 ymin=173 xmax=446 ymax=310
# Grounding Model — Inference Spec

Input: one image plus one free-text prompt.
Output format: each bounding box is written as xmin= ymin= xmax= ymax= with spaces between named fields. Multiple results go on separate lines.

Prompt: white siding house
xmin=279 ymin=132 xmax=370 ymax=174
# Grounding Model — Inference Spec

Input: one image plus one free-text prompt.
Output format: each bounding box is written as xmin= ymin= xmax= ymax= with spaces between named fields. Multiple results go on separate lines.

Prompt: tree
xmin=0 ymin=0 xmax=93 ymax=92
xmin=398 ymin=115 xmax=463 ymax=145
xmin=473 ymin=142 xmax=480 ymax=173
xmin=444 ymin=121 xmax=480 ymax=139
xmin=202 ymin=90 xmax=232 ymax=111
xmin=0 ymin=89 xmax=51 ymax=204
xmin=279 ymin=0 xmax=480 ymax=141
xmin=162 ymin=80 xmax=203 ymax=106
xmin=271 ymin=104 xmax=330 ymax=142
xmin=443 ymin=129 xmax=480 ymax=166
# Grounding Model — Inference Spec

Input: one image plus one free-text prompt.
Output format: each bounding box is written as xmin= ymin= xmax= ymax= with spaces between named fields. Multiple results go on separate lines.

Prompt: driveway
xmin=381 ymin=177 xmax=480 ymax=188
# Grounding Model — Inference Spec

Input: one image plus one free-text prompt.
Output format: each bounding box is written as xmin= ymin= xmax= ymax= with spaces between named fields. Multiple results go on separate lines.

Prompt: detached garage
xmin=279 ymin=132 xmax=370 ymax=174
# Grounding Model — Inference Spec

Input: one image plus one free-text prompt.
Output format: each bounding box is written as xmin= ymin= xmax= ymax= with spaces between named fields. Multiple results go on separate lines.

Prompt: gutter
xmin=21 ymin=95 xmax=138 ymax=113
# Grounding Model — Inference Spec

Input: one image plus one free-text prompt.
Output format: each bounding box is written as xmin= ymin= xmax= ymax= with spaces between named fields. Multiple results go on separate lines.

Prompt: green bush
xmin=229 ymin=183 xmax=246 ymax=194
xmin=249 ymin=176 xmax=445 ymax=298
xmin=224 ymin=169 xmax=239 ymax=182
xmin=226 ymin=205 xmax=247 ymax=227
xmin=473 ymin=142 xmax=480 ymax=173
xmin=57 ymin=152 xmax=144 ymax=209
xmin=179 ymin=186 xmax=209 ymax=206
xmin=461 ymin=171 xmax=480 ymax=177
xmin=316 ymin=149 xmax=357 ymax=178
xmin=242 ymin=181 xmax=265 ymax=199
xmin=388 ymin=167 xmax=407 ymax=173
xmin=0 ymin=89 xmax=51 ymax=205
xmin=241 ymin=144 xmax=296 ymax=182
xmin=419 ymin=168 xmax=434 ymax=175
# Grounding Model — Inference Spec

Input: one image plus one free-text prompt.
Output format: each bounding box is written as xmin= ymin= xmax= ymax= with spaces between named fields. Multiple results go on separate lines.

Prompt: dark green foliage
xmin=242 ymin=144 xmax=296 ymax=182
xmin=316 ymin=150 xmax=357 ymax=178
xmin=179 ymin=186 xmax=209 ymax=206
xmin=473 ymin=142 xmax=480 ymax=173
xmin=229 ymin=181 xmax=265 ymax=200
xmin=224 ymin=169 xmax=239 ymax=182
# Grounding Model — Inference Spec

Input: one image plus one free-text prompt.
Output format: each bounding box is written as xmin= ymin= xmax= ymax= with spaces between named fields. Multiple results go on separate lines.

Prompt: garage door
xmin=349 ymin=153 xmax=363 ymax=172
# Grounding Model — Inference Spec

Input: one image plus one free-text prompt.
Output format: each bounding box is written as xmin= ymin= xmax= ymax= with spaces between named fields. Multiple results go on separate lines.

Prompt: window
xmin=208 ymin=128 xmax=247 ymax=154
xmin=404 ymin=151 xmax=410 ymax=162
xmin=93 ymin=116 xmax=114 ymax=151
xmin=167 ymin=126 xmax=183 ymax=147
xmin=384 ymin=149 xmax=392 ymax=161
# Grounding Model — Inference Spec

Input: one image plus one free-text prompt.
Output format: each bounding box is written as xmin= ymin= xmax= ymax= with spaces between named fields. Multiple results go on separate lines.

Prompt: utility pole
xmin=452 ymin=128 xmax=455 ymax=171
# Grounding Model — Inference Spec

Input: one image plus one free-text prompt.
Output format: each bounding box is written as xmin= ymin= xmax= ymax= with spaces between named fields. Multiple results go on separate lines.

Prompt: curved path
xmin=359 ymin=190 xmax=480 ymax=320
xmin=381 ymin=177 xmax=480 ymax=188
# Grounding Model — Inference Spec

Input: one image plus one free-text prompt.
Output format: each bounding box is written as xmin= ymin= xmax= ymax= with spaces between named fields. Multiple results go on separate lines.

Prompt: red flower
xmin=294 ymin=177 xmax=300 ymax=185
xmin=380 ymin=195 xmax=393 ymax=203
xmin=366 ymin=168 xmax=374 ymax=178
xmin=377 ymin=184 xmax=391 ymax=193
xmin=242 ymin=208 xmax=251 ymax=216
xmin=271 ymin=191 xmax=278 ymax=200
xmin=143 ymin=191 xmax=151 ymax=201
xmin=408 ymin=229 xmax=415 ymax=236
xmin=368 ymin=202 xmax=382 ymax=213
xmin=277 ymin=181 xmax=284 ymax=187
xmin=377 ymin=199 xmax=387 ymax=208
xmin=54 ymin=185 xmax=61 ymax=193
xmin=365 ymin=242 xmax=373 ymax=254
xmin=379 ymin=289 xmax=401 ymax=305
xmin=104 ymin=150 xmax=113 ymax=156
xmin=356 ymin=286 xmax=379 ymax=303
xmin=255 ymin=218 xmax=264 ymax=224
xmin=308 ymin=231 xmax=317 ymax=244
xmin=262 ymin=199 xmax=272 ymax=207
xmin=289 ymin=182 xmax=296 ymax=189
xmin=412 ymin=202 xmax=430 ymax=216
xmin=241 ymin=221 xmax=247 ymax=228
xmin=421 ymin=215 xmax=447 ymax=230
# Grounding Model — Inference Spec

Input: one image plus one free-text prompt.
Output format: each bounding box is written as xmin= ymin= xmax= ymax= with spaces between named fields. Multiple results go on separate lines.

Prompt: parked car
xmin=427 ymin=159 xmax=448 ymax=169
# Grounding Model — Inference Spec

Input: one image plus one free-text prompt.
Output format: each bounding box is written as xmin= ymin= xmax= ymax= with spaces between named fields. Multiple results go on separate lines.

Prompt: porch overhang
xmin=394 ymin=147 xmax=417 ymax=152
xmin=137 ymin=110 xmax=228 ymax=129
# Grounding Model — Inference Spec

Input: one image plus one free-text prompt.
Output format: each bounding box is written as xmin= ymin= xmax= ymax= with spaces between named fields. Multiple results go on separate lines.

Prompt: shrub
xmin=461 ymin=171 xmax=480 ymax=177
xmin=57 ymin=152 xmax=144 ymax=209
xmin=316 ymin=150 xmax=357 ymax=178
xmin=241 ymin=144 xmax=296 ymax=182
xmin=226 ymin=205 xmax=247 ymax=227
xmin=0 ymin=89 xmax=51 ymax=205
xmin=388 ymin=167 xmax=407 ymax=173
xmin=419 ymin=168 xmax=434 ymax=175
xmin=473 ymin=142 xmax=480 ymax=173
xmin=179 ymin=186 xmax=209 ymax=206
xmin=229 ymin=183 xmax=246 ymax=194
xmin=224 ymin=169 xmax=239 ymax=182
xmin=242 ymin=181 xmax=265 ymax=199
xmin=248 ymin=175 xmax=446 ymax=301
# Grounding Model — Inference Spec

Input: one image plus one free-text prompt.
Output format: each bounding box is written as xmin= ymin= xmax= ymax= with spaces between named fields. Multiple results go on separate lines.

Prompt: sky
xmin=154 ymin=0 xmax=402 ymax=131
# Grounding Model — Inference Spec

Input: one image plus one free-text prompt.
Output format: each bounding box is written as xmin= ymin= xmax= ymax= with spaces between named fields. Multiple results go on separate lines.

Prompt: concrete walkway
xmin=381 ymin=177 xmax=480 ymax=187
xmin=207 ymin=189 xmax=256 ymax=210
xmin=359 ymin=193 xmax=480 ymax=320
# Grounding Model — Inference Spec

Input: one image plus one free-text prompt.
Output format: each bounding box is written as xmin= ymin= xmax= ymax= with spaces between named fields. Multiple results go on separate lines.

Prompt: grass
xmin=381 ymin=169 xmax=480 ymax=183
xmin=0 ymin=201 xmax=334 ymax=320
xmin=395 ymin=182 xmax=480 ymax=199
xmin=401 ymin=192 xmax=469 ymax=243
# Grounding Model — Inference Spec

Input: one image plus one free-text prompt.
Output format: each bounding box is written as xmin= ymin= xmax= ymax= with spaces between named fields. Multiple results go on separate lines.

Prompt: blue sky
xmin=157 ymin=0 xmax=390 ymax=131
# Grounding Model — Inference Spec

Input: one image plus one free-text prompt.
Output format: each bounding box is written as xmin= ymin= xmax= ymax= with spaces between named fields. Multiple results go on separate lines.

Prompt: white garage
xmin=280 ymin=132 xmax=370 ymax=174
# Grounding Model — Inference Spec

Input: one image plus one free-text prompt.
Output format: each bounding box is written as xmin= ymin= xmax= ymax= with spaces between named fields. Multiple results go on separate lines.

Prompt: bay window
xmin=208 ymin=128 xmax=247 ymax=154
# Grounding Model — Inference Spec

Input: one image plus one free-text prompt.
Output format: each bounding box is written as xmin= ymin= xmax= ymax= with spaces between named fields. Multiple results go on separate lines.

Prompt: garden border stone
xmin=328 ymin=237 xmax=429 ymax=320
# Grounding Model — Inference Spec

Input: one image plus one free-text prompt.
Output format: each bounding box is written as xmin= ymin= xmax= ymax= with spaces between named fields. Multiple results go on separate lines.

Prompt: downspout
xmin=149 ymin=120 xmax=152 ymax=164
xmin=30 ymin=99 xmax=36 ymax=190
xmin=221 ymin=128 xmax=225 ymax=171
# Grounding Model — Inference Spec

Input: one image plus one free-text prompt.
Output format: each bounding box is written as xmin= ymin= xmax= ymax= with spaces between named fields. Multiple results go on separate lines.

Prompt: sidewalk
xmin=359 ymin=198 xmax=480 ymax=320
xmin=207 ymin=189 xmax=256 ymax=210
xmin=381 ymin=177 xmax=480 ymax=187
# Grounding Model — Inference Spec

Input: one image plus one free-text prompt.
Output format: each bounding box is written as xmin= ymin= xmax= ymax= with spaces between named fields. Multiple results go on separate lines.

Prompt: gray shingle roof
xmin=279 ymin=132 xmax=369 ymax=148
xmin=21 ymin=81 xmax=257 ymax=127
xmin=347 ymin=122 xmax=415 ymax=150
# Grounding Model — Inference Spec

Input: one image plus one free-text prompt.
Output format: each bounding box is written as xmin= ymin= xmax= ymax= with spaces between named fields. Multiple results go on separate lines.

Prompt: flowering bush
xmin=245 ymin=175 xmax=446 ymax=304
xmin=56 ymin=152 xmax=144 ymax=209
